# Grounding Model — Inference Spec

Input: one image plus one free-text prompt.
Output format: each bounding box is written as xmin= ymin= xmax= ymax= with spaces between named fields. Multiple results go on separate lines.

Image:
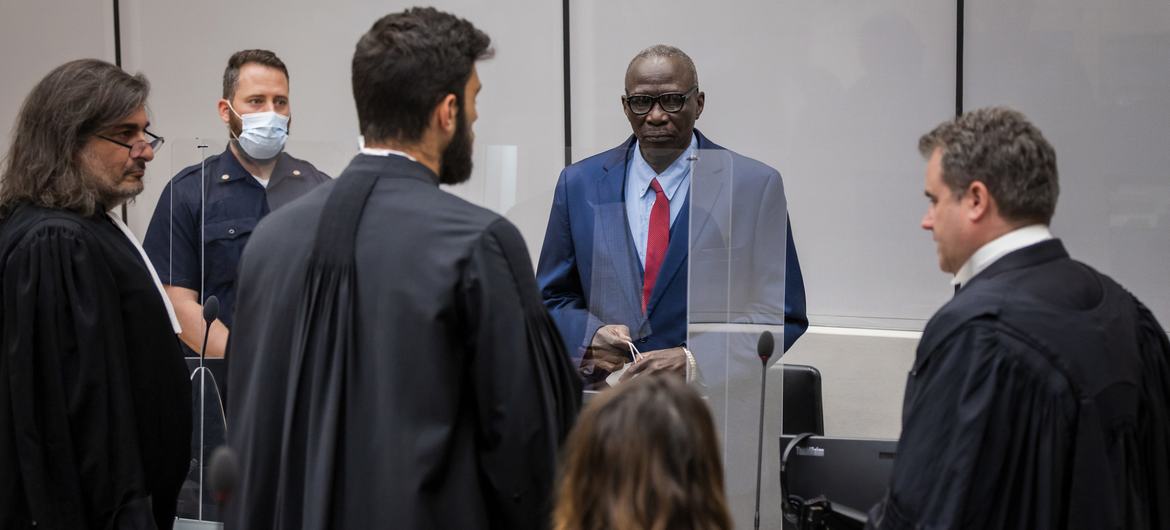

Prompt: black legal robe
xmin=868 ymin=240 xmax=1170 ymax=530
xmin=225 ymin=154 xmax=581 ymax=530
xmin=0 ymin=205 xmax=192 ymax=529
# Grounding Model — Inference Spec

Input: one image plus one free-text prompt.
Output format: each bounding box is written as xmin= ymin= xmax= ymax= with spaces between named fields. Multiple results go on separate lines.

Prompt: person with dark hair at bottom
xmin=224 ymin=8 xmax=581 ymax=530
xmin=554 ymin=374 xmax=732 ymax=530
xmin=0 ymin=59 xmax=191 ymax=530
xmin=868 ymin=107 xmax=1170 ymax=529
xmin=143 ymin=49 xmax=330 ymax=360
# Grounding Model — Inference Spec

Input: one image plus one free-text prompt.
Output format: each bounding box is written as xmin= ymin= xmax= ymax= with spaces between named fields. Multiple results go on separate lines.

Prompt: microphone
xmin=757 ymin=329 xmax=775 ymax=364
xmin=200 ymin=295 xmax=219 ymax=364
xmin=753 ymin=330 xmax=776 ymax=530
xmin=208 ymin=445 xmax=239 ymax=505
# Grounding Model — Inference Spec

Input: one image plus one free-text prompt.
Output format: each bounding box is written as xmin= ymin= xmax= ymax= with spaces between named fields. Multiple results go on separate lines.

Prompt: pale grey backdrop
xmin=2 ymin=1 xmax=1168 ymax=524
xmin=966 ymin=0 xmax=1170 ymax=326
xmin=0 ymin=0 xmax=116 ymax=156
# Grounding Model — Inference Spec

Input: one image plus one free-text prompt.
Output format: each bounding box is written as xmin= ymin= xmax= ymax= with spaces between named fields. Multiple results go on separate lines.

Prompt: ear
xmin=217 ymin=99 xmax=232 ymax=125
xmin=433 ymin=93 xmax=459 ymax=136
xmin=964 ymin=181 xmax=993 ymax=222
xmin=694 ymin=90 xmax=705 ymax=120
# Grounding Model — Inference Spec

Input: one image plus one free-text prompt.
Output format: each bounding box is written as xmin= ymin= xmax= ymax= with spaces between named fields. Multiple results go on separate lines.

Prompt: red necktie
xmin=643 ymin=178 xmax=670 ymax=313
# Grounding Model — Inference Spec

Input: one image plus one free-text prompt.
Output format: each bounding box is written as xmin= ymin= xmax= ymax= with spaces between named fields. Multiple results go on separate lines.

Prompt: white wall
xmin=0 ymin=0 xmax=116 ymax=155
xmin=966 ymin=0 xmax=1170 ymax=325
xmin=783 ymin=328 xmax=918 ymax=439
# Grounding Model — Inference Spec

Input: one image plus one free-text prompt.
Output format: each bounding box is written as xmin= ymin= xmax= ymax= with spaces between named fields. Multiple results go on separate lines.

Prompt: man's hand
xmin=583 ymin=324 xmax=632 ymax=373
xmin=622 ymin=346 xmax=687 ymax=381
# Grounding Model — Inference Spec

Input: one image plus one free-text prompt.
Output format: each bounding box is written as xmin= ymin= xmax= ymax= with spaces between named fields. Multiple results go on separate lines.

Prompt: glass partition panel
xmin=570 ymin=1 xmax=956 ymax=333
xmin=161 ymin=137 xmax=225 ymax=523
xmin=688 ymin=147 xmax=788 ymax=527
xmin=156 ymin=137 xmax=347 ymax=523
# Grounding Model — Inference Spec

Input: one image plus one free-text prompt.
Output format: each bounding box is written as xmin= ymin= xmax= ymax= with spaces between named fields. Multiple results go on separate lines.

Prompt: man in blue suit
xmin=537 ymin=45 xmax=808 ymax=384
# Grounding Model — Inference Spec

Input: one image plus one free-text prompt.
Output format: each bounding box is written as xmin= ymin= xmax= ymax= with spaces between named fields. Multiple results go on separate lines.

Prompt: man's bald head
xmin=624 ymin=45 xmax=698 ymax=92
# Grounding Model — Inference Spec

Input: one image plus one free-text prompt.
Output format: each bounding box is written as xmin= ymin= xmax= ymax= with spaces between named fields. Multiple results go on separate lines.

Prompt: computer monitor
xmin=779 ymin=435 xmax=898 ymax=514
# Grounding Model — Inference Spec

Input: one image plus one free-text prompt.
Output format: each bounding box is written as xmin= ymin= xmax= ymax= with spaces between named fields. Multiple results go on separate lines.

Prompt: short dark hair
xmin=626 ymin=44 xmax=699 ymax=91
xmin=919 ymin=106 xmax=1059 ymax=225
xmin=0 ymin=59 xmax=149 ymax=216
xmin=351 ymin=7 xmax=493 ymax=144
xmin=222 ymin=49 xmax=289 ymax=100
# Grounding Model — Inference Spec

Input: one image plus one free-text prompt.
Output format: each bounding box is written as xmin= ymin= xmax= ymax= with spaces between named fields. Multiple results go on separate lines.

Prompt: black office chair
xmin=783 ymin=364 xmax=824 ymax=436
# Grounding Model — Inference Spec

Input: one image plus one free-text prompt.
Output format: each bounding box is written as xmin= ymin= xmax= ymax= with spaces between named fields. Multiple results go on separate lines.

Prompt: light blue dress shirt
xmin=625 ymin=134 xmax=698 ymax=267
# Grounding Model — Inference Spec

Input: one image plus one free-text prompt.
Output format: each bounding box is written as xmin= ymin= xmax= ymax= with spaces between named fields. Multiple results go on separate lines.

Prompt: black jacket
xmin=225 ymin=154 xmax=581 ymax=530
xmin=870 ymin=239 xmax=1170 ymax=529
xmin=0 ymin=205 xmax=191 ymax=530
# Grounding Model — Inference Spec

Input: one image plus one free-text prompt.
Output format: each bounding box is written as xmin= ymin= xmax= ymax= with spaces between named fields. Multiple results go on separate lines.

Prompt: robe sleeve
xmin=1134 ymin=300 xmax=1170 ymax=527
xmin=868 ymin=321 xmax=1077 ymax=530
xmin=462 ymin=218 xmax=579 ymax=530
xmin=1 ymin=221 xmax=154 ymax=529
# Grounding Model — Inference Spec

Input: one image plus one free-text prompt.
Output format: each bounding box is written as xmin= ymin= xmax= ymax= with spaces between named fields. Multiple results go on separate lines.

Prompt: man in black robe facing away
xmin=867 ymin=107 xmax=1170 ymax=529
xmin=224 ymin=7 xmax=581 ymax=530
xmin=0 ymin=60 xmax=192 ymax=529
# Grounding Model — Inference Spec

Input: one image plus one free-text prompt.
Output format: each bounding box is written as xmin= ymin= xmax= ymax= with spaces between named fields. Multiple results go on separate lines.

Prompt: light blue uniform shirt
xmin=625 ymin=133 xmax=697 ymax=267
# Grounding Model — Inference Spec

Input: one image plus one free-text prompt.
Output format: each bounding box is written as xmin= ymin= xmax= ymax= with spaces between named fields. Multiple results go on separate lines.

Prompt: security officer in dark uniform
xmin=143 ymin=49 xmax=330 ymax=359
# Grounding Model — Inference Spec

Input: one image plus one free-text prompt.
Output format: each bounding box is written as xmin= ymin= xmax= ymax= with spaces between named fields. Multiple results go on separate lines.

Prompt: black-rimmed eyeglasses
xmin=623 ymin=87 xmax=698 ymax=115
xmin=97 ymin=130 xmax=165 ymax=158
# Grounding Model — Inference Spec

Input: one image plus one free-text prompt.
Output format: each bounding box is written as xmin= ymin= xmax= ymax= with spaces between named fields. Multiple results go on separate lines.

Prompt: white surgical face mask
xmin=228 ymin=102 xmax=289 ymax=161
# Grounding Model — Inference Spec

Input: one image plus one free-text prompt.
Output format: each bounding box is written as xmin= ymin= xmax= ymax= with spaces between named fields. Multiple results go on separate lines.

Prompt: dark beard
xmin=94 ymin=192 xmax=138 ymax=214
xmin=438 ymin=106 xmax=473 ymax=185
xmin=228 ymin=111 xmax=243 ymax=139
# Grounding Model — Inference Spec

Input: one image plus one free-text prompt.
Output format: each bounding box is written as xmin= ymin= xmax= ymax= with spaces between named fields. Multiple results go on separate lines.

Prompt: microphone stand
xmin=196 ymin=295 xmax=219 ymax=521
xmin=754 ymin=330 xmax=776 ymax=530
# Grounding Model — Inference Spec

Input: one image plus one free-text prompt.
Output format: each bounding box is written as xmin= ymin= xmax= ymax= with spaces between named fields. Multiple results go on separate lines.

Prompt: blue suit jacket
xmin=537 ymin=130 xmax=808 ymax=366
